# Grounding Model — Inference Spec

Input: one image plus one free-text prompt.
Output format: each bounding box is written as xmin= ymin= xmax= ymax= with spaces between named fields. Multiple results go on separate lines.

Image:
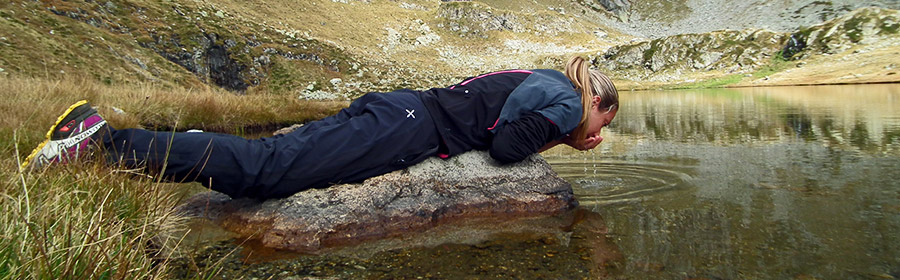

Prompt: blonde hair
xmin=564 ymin=56 xmax=619 ymax=144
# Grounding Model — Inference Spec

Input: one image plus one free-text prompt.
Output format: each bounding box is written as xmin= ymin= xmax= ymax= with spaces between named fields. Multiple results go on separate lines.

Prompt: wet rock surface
xmin=177 ymin=151 xmax=577 ymax=252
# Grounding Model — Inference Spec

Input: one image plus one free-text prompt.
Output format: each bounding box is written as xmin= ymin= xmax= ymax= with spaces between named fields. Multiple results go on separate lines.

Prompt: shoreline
xmin=621 ymin=80 xmax=900 ymax=92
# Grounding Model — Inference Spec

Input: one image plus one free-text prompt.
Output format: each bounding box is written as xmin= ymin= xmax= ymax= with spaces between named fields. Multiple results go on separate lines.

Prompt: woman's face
xmin=586 ymin=96 xmax=617 ymax=142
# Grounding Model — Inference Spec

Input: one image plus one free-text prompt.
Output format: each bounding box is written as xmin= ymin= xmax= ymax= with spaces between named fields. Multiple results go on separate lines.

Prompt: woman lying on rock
xmin=23 ymin=56 xmax=619 ymax=199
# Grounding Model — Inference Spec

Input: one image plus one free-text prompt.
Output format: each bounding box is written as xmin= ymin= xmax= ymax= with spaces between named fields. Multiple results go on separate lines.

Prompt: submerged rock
xmin=177 ymin=151 xmax=577 ymax=252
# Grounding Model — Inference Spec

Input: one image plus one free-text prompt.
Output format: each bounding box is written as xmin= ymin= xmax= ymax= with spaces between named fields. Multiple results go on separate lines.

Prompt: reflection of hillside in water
xmin=542 ymin=84 xmax=900 ymax=279
xmin=610 ymin=84 xmax=900 ymax=155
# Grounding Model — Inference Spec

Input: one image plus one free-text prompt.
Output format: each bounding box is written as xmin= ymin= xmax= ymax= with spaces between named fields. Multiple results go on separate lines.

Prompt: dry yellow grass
xmin=736 ymin=43 xmax=900 ymax=87
xmin=0 ymin=76 xmax=345 ymax=279
xmin=1 ymin=83 xmax=183 ymax=277
xmin=1 ymin=76 xmax=346 ymax=142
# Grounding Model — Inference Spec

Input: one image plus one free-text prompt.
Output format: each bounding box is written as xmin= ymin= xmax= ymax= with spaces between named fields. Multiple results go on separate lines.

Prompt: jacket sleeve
xmin=489 ymin=111 xmax=562 ymax=164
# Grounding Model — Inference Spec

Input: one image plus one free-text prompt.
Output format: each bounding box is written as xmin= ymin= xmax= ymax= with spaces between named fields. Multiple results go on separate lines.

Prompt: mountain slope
xmin=1 ymin=0 xmax=621 ymax=97
xmin=0 ymin=0 xmax=897 ymax=96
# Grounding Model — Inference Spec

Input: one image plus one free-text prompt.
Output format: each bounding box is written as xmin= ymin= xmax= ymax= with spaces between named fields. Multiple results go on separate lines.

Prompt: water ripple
xmin=549 ymin=161 xmax=693 ymax=206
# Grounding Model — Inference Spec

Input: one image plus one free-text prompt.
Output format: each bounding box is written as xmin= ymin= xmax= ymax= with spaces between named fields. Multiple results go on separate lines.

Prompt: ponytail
xmin=565 ymin=56 xmax=593 ymax=145
xmin=564 ymin=56 xmax=619 ymax=145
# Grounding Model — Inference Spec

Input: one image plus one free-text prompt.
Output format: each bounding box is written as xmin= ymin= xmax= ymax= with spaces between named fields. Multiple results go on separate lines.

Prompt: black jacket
xmin=420 ymin=70 xmax=579 ymax=163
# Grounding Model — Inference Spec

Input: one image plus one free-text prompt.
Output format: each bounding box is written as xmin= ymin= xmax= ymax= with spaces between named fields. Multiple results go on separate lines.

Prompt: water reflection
xmin=544 ymin=84 xmax=900 ymax=279
xmin=608 ymin=84 xmax=900 ymax=155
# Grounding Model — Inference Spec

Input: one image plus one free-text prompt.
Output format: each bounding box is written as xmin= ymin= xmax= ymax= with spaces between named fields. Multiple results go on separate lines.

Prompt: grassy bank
xmin=0 ymin=76 xmax=344 ymax=278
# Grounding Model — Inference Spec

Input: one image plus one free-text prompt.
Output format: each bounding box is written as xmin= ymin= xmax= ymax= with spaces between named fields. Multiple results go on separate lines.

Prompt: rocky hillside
xmin=598 ymin=29 xmax=787 ymax=82
xmin=0 ymin=0 xmax=619 ymax=98
xmin=598 ymin=7 xmax=900 ymax=88
xmin=0 ymin=0 xmax=897 ymax=97
xmin=0 ymin=0 xmax=366 ymax=95
xmin=582 ymin=0 xmax=900 ymax=39
xmin=783 ymin=7 xmax=900 ymax=58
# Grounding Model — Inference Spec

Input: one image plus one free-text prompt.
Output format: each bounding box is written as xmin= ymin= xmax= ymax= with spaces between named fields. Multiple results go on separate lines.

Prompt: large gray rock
xmin=178 ymin=151 xmax=577 ymax=252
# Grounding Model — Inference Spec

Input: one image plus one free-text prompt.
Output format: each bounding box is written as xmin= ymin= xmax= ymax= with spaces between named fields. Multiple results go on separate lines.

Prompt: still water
xmin=543 ymin=84 xmax=900 ymax=279
xmin=175 ymin=84 xmax=900 ymax=279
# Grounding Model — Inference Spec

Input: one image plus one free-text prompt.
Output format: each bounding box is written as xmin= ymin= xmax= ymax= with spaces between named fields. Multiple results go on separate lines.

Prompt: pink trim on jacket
xmin=486 ymin=118 xmax=500 ymax=131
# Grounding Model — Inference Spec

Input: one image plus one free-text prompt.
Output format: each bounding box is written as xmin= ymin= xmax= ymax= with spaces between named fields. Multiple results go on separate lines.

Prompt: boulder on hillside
xmin=177 ymin=151 xmax=577 ymax=252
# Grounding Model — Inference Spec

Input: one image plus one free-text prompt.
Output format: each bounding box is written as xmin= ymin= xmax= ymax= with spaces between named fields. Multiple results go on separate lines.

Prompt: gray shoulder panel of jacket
xmin=493 ymin=69 xmax=582 ymax=135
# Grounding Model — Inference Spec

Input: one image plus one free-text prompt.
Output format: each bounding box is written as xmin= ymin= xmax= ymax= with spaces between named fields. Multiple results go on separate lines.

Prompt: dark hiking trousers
xmin=102 ymin=90 xmax=442 ymax=199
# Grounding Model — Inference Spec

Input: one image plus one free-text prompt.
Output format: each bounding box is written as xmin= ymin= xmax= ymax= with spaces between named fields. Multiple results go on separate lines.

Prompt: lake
xmin=174 ymin=84 xmax=900 ymax=279
xmin=543 ymin=84 xmax=900 ymax=279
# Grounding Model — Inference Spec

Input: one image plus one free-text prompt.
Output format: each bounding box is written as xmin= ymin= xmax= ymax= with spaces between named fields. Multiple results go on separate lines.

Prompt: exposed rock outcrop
xmin=589 ymin=0 xmax=899 ymax=39
xmin=782 ymin=7 xmax=899 ymax=59
xmin=437 ymin=1 xmax=581 ymax=38
xmin=598 ymin=7 xmax=899 ymax=83
xmin=593 ymin=0 xmax=632 ymax=21
xmin=140 ymin=32 xmax=249 ymax=91
xmin=177 ymin=151 xmax=577 ymax=252
xmin=599 ymin=29 xmax=787 ymax=80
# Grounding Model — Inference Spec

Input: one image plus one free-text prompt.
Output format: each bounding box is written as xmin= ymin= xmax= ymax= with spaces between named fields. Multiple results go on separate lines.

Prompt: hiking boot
xmin=22 ymin=100 xmax=109 ymax=170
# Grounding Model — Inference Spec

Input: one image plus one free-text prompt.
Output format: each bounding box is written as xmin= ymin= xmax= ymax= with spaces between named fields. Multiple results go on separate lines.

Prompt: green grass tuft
xmin=671 ymin=74 xmax=744 ymax=89
xmin=843 ymin=15 xmax=867 ymax=43
xmin=752 ymin=53 xmax=792 ymax=79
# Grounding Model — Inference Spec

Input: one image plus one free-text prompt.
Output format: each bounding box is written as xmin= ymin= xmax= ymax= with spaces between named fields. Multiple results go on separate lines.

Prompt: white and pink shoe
xmin=22 ymin=100 xmax=108 ymax=170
